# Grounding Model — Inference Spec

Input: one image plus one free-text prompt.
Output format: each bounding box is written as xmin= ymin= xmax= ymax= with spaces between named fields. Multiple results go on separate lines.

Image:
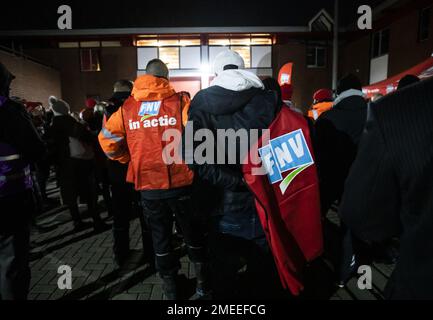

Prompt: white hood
xmin=333 ymin=89 xmax=365 ymax=106
xmin=211 ymin=69 xmax=265 ymax=92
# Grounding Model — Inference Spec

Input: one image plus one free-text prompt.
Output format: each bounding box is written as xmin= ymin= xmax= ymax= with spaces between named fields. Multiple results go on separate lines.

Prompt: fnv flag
xmin=259 ymin=129 xmax=314 ymax=195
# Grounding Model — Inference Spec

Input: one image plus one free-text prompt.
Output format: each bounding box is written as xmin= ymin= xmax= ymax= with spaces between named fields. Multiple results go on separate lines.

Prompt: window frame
xmin=371 ymin=28 xmax=390 ymax=59
xmin=306 ymin=46 xmax=327 ymax=69
xmin=80 ymin=48 xmax=102 ymax=72
xmin=418 ymin=6 xmax=431 ymax=42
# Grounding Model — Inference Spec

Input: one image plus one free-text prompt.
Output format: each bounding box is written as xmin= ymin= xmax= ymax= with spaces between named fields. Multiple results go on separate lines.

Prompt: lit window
xmin=159 ymin=47 xmax=180 ymax=69
xmin=230 ymin=38 xmax=251 ymax=46
xmin=251 ymin=38 xmax=273 ymax=45
xmin=179 ymin=39 xmax=201 ymax=46
xmin=231 ymin=46 xmax=251 ymax=68
xmin=80 ymin=49 xmax=101 ymax=72
xmin=136 ymin=39 xmax=159 ymax=47
xmin=209 ymin=38 xmax=230 ymax=46
xmin=159 ymin=39 xmax=181 ymax=46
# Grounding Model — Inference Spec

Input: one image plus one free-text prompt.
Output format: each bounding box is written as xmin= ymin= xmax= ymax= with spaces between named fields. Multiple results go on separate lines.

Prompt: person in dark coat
xmin=46 ymin=97 xmax=107 ymax=232
xmin=104 ymin=80 xmax=154 ymax=268
xmin=185 ymin=50 xmax=283 ymax=299
xmin=340 ymin=77 xmax=433 ymax=300
xmin=0 ymin=62 xmax=46 ymax=300
xmin=315 ymin=74 xmax=368 ymax=286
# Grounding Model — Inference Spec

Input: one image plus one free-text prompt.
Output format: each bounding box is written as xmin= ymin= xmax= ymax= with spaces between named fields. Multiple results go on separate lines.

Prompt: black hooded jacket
xmin=0 ymin=62 xmax=46 ymax=165
xmin=185 ymin=86 xmax=278 ymax=240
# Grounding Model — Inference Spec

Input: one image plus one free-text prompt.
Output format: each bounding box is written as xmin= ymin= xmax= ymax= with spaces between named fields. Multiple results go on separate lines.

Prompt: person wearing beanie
xmin=397 ymin=74 xmax=420 ymax=90
xmin=314 ymin=73 xmax=368 ymax=287
xmin=183 ymin=49 xmax=283 ymax=299
xmin=50 ymin=97 xmax=71 ymax=116
xmin=0 ymin=62 xmax=46 ymax=300
xmin=46 ymin=97 xmax=108 ymax=233
xmin=308 ymin=89 xmax=334 ymax=121
xmin=85 ymin=98 xmax=97 ymax=109
xmin=99 ymin=59 xmax=207 ymax=300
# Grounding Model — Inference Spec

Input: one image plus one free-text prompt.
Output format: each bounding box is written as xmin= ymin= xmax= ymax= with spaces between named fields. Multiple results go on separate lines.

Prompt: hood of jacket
xmin=211 ymin=69 xmax=264 ymax=92
xmin=333 ymin=89 xmax=365 ymax=106
xmin=0 ymin=63 xmax=15 ymax=97
xmin=132 ymin=75 xmax=176 ymax=102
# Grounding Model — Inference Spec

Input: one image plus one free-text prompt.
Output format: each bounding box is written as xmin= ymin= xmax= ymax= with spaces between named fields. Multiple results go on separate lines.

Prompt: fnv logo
xmin=259 ymin=129 xmax=314 ymax=195
xmin=139 ymin=101 xmax=162 ymax=120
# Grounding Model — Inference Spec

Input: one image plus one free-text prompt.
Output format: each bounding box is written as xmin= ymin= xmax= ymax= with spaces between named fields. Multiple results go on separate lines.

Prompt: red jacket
xmin=242 ymin=106 xmax=323 ymax=295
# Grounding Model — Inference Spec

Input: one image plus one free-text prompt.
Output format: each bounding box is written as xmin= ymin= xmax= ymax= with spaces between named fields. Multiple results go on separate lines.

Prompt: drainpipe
xmin=332 ymin=0 xmax=339 ymax=91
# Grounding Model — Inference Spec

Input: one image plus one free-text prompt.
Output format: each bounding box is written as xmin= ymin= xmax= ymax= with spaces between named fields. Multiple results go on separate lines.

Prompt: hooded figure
xmin=183 ymin=50 xmax=282 ymax=298
xmin=99 ymin=59 xmax=207 ymax=300
xmin=314 ymin=74 xmax=368 ymax=287
xmin=0 ymin=62 xmax=46 ymax=300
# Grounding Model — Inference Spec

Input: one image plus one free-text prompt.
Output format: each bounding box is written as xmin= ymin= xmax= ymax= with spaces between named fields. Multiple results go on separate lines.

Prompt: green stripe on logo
xmin=279 ymin=164 xmax=313 ymax=195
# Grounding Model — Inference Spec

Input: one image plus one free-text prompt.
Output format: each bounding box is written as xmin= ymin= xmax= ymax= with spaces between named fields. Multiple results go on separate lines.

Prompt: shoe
xmin=73 ymin=221 xmax=92 ymax=232
xmin=93 ymin=221 xmax=111 ymax=232
xmin=194 ymin=262 xmax=212 ymax=297
xmin=161 ymin=275 xmax=178 ymax=300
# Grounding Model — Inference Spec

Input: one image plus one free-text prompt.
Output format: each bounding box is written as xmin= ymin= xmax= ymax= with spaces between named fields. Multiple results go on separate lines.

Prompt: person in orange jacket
xmin=99 ymin=59 xmax=208 ymax=300
xmin=308 ymin=89 xmax=334 ymax=121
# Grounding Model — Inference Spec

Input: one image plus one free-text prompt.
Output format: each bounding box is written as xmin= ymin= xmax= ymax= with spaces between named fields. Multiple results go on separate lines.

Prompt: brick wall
xmin=340 ymin=3 xmax=433 ymax=86
xmin=0 ymin=49 xmax=61 ymax=105
xmin=25 ymin=47 xmax=137 ymax=111
xmin=273 ymin=41 xmax=333 ymax=111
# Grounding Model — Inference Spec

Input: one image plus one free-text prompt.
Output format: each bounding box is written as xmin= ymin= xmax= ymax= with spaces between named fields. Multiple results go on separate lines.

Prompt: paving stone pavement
xmin=28 ymin=183 xmax=395 ymax=300
xmin=29 ymin=185 xmax=196 ymax=301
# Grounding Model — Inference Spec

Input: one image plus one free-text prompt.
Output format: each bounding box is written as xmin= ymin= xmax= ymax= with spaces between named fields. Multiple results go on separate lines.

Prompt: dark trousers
xmin=141 ymin=194 xmax=206 ymax=276
xmin=58 ymin=158 xmax=100 ymax=225
xmin=208 ymin=232 xmax=286 ymax=300
xmin=0 ymin=191 xmax=33 ymax=300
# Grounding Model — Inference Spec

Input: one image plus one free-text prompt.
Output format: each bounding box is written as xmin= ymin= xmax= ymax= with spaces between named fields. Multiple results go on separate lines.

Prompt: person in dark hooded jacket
xmin=0 ymin=62 xmax=46 ymax=300
xmin=340 ymin=77 xmax=433 ymax=299
xmin=184 ymin=50 xmax=283 ymax=299
xmin=315 ymin=74 xmax=368 ymax=286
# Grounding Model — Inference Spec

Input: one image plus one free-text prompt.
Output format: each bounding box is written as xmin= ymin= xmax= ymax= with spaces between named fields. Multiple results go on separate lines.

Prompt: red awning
xmin=363 ymin=56 xmax=433 ymax=98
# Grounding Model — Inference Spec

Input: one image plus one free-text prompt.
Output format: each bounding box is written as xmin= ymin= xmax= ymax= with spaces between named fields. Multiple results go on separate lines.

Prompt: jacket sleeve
xmin=181 ymin=94 xmax=191 ymax=127
xmin=182 ymin=94 xmax=243 ymax=191
xmin=339 ymin=105 xmax=402 ymax=242
xmin=98 ymin=107 xmax=130 ymax=164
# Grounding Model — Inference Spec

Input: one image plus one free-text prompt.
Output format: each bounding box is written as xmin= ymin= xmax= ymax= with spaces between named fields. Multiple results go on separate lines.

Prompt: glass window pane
xmin=158 ymin=39 xmax=180 ymax=46
xmin=316 ymin=48 xmax=326 ymax=67
xmin=251 ymin=37 xmax=273 ymax=45
xmin=230 ymin=38 xmax=251 ymax=46
xmin=306 ymin=47 xmax=316 ymax=66
xmin=159 ymin=47 xmax=180 ymax=69
xmin=380 ymin=29 xmax=390 ymax=55
xmin=231 ymin=46 xmax=251 ymax=68
xmin=136 ymin=39 xmax=159 ymax=47
xmin=372 ymin=32 xmax=381 ymax=58
xmin=179 ymin=39 xmax=201 ymax=46
xmin=251 ymin=46 xmax=272 ymax=68
xmin=209 ymin=38 xmax=230 ymax=46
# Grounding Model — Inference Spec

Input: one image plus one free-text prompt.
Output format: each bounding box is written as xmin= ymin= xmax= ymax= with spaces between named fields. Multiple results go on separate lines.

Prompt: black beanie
xmin=397 ymin=74 xmax=420 ymax=90
xmin=337 ymin=74 xmax=362 ymax=95
xmin=0 ymin=62 xmax=15 ymax=97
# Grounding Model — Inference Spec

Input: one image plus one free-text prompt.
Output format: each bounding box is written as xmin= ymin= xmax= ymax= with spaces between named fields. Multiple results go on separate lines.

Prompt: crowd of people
xmin=0 ymin=48 xmax=432 ymax=301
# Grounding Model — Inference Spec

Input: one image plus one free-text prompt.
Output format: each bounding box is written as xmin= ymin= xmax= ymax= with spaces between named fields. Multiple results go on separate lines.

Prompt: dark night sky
xmin=1 ymin=0 xmax=384 ymax=31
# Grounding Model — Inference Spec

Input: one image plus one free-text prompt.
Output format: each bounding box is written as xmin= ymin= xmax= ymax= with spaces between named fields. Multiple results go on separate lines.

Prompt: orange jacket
xmin=308 ymin=101 xmax=333 ymax=120
xmin=98 ymin=75 xmax=193 ymax=191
